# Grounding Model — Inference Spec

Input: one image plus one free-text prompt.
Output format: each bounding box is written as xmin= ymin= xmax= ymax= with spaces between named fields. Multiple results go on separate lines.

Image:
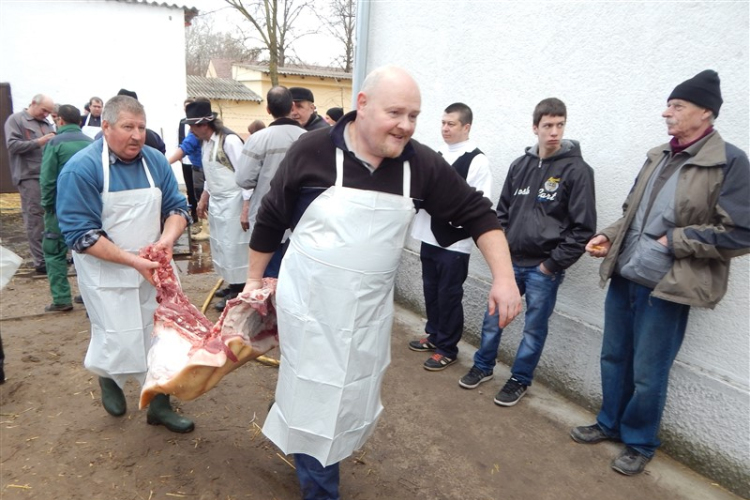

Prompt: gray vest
xmin=617 ymin=152 xmax=687 ymax=288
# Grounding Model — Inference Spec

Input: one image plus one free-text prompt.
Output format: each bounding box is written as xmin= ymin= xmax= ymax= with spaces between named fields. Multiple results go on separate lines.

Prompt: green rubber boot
xmin=146 ymin=394 xmax=195 ymax=433
xmin=99 ymin=377 xmax=126 ymax=417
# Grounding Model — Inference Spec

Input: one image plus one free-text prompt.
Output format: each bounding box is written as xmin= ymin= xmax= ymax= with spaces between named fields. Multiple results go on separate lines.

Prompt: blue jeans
xmin=294 ymin=454 xmax=340 ymax=500
xmin=421 ymin=242 xmax=470 ymax=358
xmin=473 ymin=264 xmax=563 ymax=386
xmin=596 ymin=274 xmax=689 ymax=458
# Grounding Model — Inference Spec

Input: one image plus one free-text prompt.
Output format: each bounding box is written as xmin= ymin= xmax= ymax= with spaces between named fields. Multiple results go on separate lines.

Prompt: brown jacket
xmin=599 ymin=130 xmax=750 ymax=308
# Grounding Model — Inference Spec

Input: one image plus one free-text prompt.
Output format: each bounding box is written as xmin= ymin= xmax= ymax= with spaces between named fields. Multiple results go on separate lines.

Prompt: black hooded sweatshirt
xmin=497 ymin=139 xmax=597 ymax=273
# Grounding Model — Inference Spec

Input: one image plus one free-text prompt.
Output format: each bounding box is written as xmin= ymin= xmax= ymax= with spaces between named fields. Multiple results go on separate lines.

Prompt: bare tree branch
xmin=185 ymin=16 xmax=260 ymax=76
xmin=223 ymin=0 xmax=313 ymax=86
xmin=315 ymin=0 xmax=355 ymax=72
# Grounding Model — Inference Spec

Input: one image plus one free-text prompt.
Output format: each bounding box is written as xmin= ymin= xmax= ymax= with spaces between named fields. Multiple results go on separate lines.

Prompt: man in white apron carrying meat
xmin=57 ymin=95 xmax=195 ymax=433
xmin=244 ymin=66 xmax=523 ymax=499
xmin=185 ymin=101 xmax=249 ymax=310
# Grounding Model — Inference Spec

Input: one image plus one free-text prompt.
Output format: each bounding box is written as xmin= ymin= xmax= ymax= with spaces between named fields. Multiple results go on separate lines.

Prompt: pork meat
xmin=138 ymin=245 xmax=278 ymax=409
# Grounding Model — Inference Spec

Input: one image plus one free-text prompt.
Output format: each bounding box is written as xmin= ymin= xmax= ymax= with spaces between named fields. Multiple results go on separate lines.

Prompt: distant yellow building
xmin=198 ymin=59 xmax=353 ymax=140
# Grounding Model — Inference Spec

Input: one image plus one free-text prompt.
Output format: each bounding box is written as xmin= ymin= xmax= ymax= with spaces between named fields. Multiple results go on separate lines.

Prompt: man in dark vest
xmin=409 ymin=102 xmax=493 ymax=370
xmin=185 ymin=100 xmax=248 ymax=310
xmin=457 ymin=98 xmax=597 ymax=408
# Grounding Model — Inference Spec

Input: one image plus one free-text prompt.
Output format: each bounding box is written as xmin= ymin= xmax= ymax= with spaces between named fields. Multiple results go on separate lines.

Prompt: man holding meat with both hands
xmin=57 ymin=95 xmax=195 ymax=433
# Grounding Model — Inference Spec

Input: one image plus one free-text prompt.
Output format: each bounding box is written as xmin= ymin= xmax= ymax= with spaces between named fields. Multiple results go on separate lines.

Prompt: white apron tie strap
xmin=336 ymin=148 xmax=412 ymax=198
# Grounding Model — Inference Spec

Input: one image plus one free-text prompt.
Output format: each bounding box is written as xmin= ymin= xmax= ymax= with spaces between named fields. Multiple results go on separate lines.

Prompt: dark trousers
xmin=420 ymin=242 xmax=470 ymax=358
xmin=0 ymin=333 xmax=5 ymax=382
xmin=293 ymin=454 xmax=340 ymax=500
xmin=18 ymin=179 xmax=44 ymax=267
xmin=181 ymin=162 xmax=197 ymax=220
xmin=192 ymin=167 xmax=205 ymax=199
xmin=596 ymin=274 xmax=690 ymax=457
xmin=264 ymin=241 xmax=289 ymax=279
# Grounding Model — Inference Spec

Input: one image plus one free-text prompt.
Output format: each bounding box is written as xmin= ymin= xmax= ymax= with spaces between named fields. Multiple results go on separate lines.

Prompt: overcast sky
xmin=186 ymin=0 xmax=343 ymax=67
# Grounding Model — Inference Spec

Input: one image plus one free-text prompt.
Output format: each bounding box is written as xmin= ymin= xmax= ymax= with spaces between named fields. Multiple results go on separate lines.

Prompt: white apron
xmin=203 ymin=137 xmax=250 ymax=284
xmin=81 ymin=114 xmax=100 ymax=139
xmin=73 ymin=142 xmax=162 ymax=388
xmin=263 ymin=149 xmax=415 ymax=466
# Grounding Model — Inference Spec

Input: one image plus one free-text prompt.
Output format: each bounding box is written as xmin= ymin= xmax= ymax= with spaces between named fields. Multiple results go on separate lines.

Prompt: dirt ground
xmin=0 ymin=204 xmax=744 ymax=500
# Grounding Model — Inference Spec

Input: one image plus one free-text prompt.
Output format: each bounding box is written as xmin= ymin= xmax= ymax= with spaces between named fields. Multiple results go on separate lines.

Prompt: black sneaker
xmin=423 ymin=354 xmax=456 ymax=371
xmin=570 ymin=424 xmax=615 ymax=444
xmin=611 ymin=447 xmax=651 ymax=476
xmin=45 ymin=303 xmax=73 ymax=313
xmin=74 ymin=295 xmax=84 ymax=304
xmin=408 ymin=338 xmax=436 ymax=352
xmin=458 ymin=366 xmax=494 ymax=389
xmin=493 ymin=377 xmax=527 ymax=406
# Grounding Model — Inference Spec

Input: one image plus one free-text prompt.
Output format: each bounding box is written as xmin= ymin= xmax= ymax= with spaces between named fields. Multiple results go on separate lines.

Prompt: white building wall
xmin=0 ymin=0 xmax=188 ymax=177
xmin=366 ymin=1 xmax=749 ymax=493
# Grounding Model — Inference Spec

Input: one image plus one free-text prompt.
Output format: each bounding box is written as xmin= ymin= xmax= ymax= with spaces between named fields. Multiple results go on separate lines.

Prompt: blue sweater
xmin=180 ymin=132 xmax=203 ymax=168
xmin=57 ymin=138 xmax=189 ymax=249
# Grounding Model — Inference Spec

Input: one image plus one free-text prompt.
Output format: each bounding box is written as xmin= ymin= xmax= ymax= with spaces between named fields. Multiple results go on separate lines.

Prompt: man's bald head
xmin=359 ymin=66 xmax=421 ymax=102
xmin=352 ymin=66 xmax=421 ymax=167
xmin=28 ymin=94 xmax=55 ymax=121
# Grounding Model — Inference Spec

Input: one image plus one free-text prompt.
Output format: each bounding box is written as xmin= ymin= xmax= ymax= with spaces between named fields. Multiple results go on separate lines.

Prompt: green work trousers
xmin=43 ymin=212 xmax=71 ymax=305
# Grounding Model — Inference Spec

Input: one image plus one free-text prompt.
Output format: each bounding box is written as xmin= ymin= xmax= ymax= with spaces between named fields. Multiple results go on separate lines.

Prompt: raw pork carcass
xmin=138 ymin=245 xmax=278 ymax=409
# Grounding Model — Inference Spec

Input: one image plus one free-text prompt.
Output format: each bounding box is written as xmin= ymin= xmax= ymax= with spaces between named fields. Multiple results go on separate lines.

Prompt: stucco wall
xmin=367 ymin=1 xmax=749 ymax=494
xmin=0 ymin=0 xmax=188 ymax=178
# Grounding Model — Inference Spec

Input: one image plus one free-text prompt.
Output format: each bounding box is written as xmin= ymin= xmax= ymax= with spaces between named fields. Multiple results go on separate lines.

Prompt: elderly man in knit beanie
xmin=569 ymin=70 xmax=750 ymax=476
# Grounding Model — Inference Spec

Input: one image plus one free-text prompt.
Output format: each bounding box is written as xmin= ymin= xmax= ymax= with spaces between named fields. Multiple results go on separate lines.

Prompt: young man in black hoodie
xmin=459 ymin=98 xmax=597 ymax=406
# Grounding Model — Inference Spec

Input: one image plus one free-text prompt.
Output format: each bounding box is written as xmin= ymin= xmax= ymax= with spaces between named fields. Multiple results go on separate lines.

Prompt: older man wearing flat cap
xmin=570 ymin=70 xmax=750 ymax=476
xmin=289 ymin=87 xmax=330 ymax=131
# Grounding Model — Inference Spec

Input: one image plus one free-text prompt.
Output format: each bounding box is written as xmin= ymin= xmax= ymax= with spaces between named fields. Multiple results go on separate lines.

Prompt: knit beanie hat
xmin=668 ymin=70 xmax=722 ymax=117
xmin=326 ymin=107 xmax=344 ymax=122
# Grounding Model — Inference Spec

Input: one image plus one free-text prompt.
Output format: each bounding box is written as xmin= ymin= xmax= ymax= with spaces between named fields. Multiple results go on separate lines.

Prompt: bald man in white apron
xmin=244 ymin=66 xmax=522 ymax=500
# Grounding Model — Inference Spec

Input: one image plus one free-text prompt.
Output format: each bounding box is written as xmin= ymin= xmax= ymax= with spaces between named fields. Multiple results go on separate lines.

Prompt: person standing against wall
xmin=459 ymin=98 xmax=596 ymax=408
xmin=570 ymin=70 xmax=750 ymax=476
xmin=409 ymin=102 xmax=492 ymax=371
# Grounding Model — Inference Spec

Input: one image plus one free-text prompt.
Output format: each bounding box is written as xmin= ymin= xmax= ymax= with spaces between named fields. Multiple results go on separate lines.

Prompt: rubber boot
xmin=99 ymin=377 xmax=126 ymax=417
xmin=146 ymin=394 xmax=195 ymax=433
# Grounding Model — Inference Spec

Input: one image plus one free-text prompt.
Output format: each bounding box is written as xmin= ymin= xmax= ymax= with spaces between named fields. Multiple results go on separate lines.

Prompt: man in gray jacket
xmin=570 ymin=70 xmax=750 ymax=476
xmin=235 ymin=86 xmax=305 ymax=277
xmin=4 ymin=94 xmax=56 ymax=274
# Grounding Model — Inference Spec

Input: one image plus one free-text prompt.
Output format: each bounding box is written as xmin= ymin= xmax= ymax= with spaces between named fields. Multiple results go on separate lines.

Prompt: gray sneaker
xmin=458 ymin=366 xmax=494 ymax=389
xmin=493 ymin=377 xmax=527 ymax=406
xmin=570 ymin=424 xmax=615 ymax=444
xmin=611 ymin=447 xmax=651 ymax=476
